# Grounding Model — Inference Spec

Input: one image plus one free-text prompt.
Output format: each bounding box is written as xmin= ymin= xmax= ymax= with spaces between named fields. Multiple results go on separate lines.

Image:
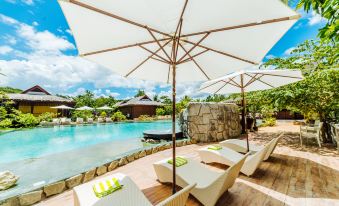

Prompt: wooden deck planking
xmin=37 ymin=142 xmax=339 ymax=206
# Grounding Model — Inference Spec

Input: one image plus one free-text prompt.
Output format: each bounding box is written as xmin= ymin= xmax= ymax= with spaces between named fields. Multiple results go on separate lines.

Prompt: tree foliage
xmin=134 ymin=89 xmax=146 ymax=97
xmin=0 ymin=87 xmax=22 ymax=94
xmin=296 ymin=0 xmax=339 ymax=41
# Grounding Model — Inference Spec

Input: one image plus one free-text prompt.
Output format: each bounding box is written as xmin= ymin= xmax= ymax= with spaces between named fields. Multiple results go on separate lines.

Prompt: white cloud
xmin=32 ymin=21 xmax=39 ymax=26
xmin=283 ymin=47 xmax=295 ymax=56
xmin=308 ymin=12 xmax=325 ymax=26
xmin=0 ymin=14 xmax=18 ymax=25
xmin=65 ymin=29 xmax=73 ymax=36
xmin=265 ymin=54 xmax=275 ymax=59
xmin=4 ymin=0 xmax=35 ymax=5
xmin=3 ymin=35 xmax=17 ymax=45
xmin=0 ymin=46 xmax=13 ymax=55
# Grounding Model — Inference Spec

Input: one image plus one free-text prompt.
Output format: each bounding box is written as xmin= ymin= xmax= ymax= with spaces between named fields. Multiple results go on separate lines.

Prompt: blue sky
xmin=0 ymin=0 xmax=326 ymax=99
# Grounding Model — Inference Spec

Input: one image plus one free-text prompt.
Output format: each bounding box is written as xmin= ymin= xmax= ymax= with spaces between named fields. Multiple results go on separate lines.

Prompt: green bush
xmin=0 ymin=107 xmax=7 ymax=119
xmin=138 ymin=115 xmax=154 ymax=121
xmin=156 ymin=108 xmax=165 ymax=116
xmin=261 ymin=117 xmax=277 ymax=127
xmin=9 ymin=109 xmax=39 ymax=128
xmin=37 ymin=112 xmax=56 ymax=122
xmin=71 ymin=110 xmax=93 ymax=120
xmin=0 ymin=119 xmax=12 ymax=128
xmin=111 ymin=111 xmax=126 ymax=122
xmin=100 ymin=111 xmax=107 ymax=117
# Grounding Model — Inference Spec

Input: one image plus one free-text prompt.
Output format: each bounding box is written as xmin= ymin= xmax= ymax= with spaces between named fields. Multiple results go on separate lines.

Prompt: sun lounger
xmin=153 ymin=155 xmax=247 ymax=206
xmin=76 ymin=118 xmax=84 ymax=124
xmin=220 ymin=134 xmax=283 ymax=161
xmin=87 ymin=118 xmax=94 ymax=124
xmin=198 ymin=138 xmax=275 ymax=177
xmin=97 ymin=117 xmax=104 ymax=123
xmin=60 ymin=117 xmax=71 ymax=125
xmin=105 ymin=117 xmax=112 ymax=123
xmin=52 ymin=118 xmax=60 ymax=125
xmin=73 ymin=173 xmax=195 ymax=206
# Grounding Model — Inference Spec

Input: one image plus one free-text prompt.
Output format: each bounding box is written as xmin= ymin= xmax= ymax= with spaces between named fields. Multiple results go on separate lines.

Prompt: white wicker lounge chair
xmin=198 ymin=139 xmax=275 ymax=177
xmin=74 ymin=173 xmax=195 ymax=206
xmin=97 ymin=117 xmax=104 ymax=123
xmin=52 ymin=118 xmax=60 ymax=125
xmin=220 ymin=133 xmax=283 ymax=161
xmin=76 ymin=117 xmax=84 ymax=124
xmin=105 ymin=117 xmax=113 ymax=123
xmin=153 ymin=155 xmax=247 ymax=206
xmin=87 ymin=118 xmax=94 ymax=124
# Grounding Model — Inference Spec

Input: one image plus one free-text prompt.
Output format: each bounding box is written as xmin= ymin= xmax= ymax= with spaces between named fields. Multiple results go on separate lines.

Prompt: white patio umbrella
xmin=75 ymin=106 xmax=94 ymax=111
xmin=57 ymin=0 xmax=299 ymax=193
xmin=96 ymin=105 xmax=113 ymax=110
xmin=51 ymin=105 xmax=74 ymax=117
xmin=200 ymin=69 xmax=304 ymax=151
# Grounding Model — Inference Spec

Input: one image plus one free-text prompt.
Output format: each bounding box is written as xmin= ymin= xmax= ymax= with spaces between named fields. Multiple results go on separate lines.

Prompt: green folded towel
xmin=208 ymin=145 xmax=222 ymax=150
xmin=168 ymin=157 xmax=188 ymax=167
xmin=93 ymin=177 xmax=123 ymax=198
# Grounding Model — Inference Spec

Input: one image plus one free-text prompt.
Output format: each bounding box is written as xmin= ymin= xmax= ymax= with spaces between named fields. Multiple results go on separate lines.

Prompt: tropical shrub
xmin=100 ymin=111 xmax=107 ymax=117
xmin=71 ymin=110 xmax=93 ymax=120
xmin=111 ymin=111 xmax=126 ymax=122
xmin=0 ymin=119 xmax=12 ymax=128
xmin=37 ymin=112 xmax=56 ymax=122
xmin=156 ymin=108 xmax=165 ymax=116
xmin=9 ymin=109 xmax=39 ymax=128
xmin=138 ymin=115 xmax=154 ymax=121
xmin=0 ymin=107 xmax=7 ymax=119
xmin=261 ymin=117 xmax=277 ymax=127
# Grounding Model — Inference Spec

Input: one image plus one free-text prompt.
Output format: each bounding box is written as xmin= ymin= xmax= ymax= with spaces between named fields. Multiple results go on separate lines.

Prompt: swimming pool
xmin=0 ymin=121 xmax=173 ymax=164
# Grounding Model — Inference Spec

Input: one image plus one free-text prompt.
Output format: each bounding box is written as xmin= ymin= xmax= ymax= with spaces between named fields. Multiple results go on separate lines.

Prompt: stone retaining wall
xmin=184 ymin=102 xmax=241 ymax=142
xmin=0 ymin=139 xmax=193 ymax=206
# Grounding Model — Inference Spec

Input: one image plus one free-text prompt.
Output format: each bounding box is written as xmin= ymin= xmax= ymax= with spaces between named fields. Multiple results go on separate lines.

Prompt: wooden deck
xmin=38 ymin=136 xmax=339 ymax=206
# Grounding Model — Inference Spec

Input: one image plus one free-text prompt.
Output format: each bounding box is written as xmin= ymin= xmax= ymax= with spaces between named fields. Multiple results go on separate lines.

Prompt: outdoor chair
xmin=198 ymin=139 xmax=275 ymax=176
xmin=76 ymin=117 xmax=84 ymax=124
xmin=73 ymin=173 xmax=195 ymax=206
xmin=220 ymin=133 xmax=283 ymax=161
xmin=299 ymin=122 xmax=323 ymax=147
xmin=97 ymin=117 xmax=104 ymax=123
xmin=87 ymin=118 xmax=94 ymax=124
xmin=52 ymin=118 xmax=60 ymax=125
xmin=60 ymin=117 xmax=71 ymax=125
xmin=105 ymin=117 xmax=112 ymax=123
xmin=153 ymin=155 xmax=247 ymax=206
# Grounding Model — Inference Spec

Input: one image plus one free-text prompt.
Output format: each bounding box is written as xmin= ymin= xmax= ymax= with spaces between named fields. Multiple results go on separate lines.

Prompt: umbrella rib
xmin=125 ymin=39 xmax=172 ymax=77
xmin=68 ymin=0 xmax=171 ymax=37
xmin=245 ymin=73 xmax=275 ymax=88
xmin=182 ymin=39 xmax=257 ymax=65
xmin=178 ymin=42 xmax=210 ymax=80
xmin=174 ymin=0 xmax=188 ymax=37
xmin=243 ymin=73 xmax=260 ymax=87
xmin=178 ymin=49 xmax=209 ymax=64
xmin=174 ymin=19 xmax=184 ymax=63
xmin=81 ymin=38 xmax=171 ymax=57
xmin=214 ymin=78 xmax=235 ymax=94
xmin=150 ymin=57 xmax=169 ymax=64
xmin=199 ymin=80 xmax=223 ymax=91
xmin=139 ymin=45 xmax=171 ymax=64
xmin=177 ymin=33 xmax=210 ymax=63
xmin=146 ymin=28 xmax=173 ymax=63
xmin=258 ymin=73 xmax=303 ymax=79
xmin=181 ymin=15 xmax=300 ymax=38
xmin=229 ymin=78 xmax=242 ymax=88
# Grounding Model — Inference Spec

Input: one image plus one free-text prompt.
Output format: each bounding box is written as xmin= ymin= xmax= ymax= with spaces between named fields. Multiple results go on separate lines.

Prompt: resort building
xmin=7 ymin=85 xmax=74 ymax=116
xmin=115 ymin=95 xmax=164 ymax=119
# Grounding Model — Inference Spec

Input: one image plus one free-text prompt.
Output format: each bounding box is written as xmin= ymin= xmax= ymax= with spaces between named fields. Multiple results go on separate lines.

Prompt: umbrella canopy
xmin=57 ymin=0 xmax=299 ymax=193
xmin=75 ymin=106 xmax=94 ymax=111
xmin=200 ymin=69 xmax=304 ymax=151
xmin=50 ymin=105 xmax=74 ymax=109
xmin=96 ymin=105 xmax=113 ymax=110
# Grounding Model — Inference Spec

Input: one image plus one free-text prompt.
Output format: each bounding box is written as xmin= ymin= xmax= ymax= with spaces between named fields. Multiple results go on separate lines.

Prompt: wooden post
xmin=240 ymin=74 xmax=249 ymax=152
xmin=172 ymin=63 xmax=176 ymax=194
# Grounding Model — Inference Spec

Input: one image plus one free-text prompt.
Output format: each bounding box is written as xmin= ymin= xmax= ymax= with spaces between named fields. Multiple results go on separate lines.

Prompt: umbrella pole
xmin=172 ymin=64 xmax=177 ymax=194
xmin=240 ymin=74 xmax=249 ymax=152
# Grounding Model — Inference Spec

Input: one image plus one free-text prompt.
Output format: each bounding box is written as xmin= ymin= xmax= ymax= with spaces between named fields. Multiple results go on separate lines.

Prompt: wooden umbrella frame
xmin=64 ymin=0 xmax=300 ymax=193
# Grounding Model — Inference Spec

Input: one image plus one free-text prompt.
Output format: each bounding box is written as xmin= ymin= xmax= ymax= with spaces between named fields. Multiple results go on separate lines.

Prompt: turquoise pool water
xmin=0 ymin=121 xmax=173 ymax=164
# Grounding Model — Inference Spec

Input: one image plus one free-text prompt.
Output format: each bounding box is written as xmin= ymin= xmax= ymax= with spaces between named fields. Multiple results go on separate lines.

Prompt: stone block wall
xmin=184 ymin=102 xmax=240 ymax=142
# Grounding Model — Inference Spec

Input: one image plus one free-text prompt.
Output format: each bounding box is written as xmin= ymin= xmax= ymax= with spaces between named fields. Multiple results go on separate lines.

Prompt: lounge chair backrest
xmin=156 ymin=183 xmax=196 ymax=206
xmin=245 ymin=138 xmax=274 ymax=174
xmin=263 ymin=133 xmax=284 ymax=160
xmin=219 ymin=153 xmax=248 ymax=196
